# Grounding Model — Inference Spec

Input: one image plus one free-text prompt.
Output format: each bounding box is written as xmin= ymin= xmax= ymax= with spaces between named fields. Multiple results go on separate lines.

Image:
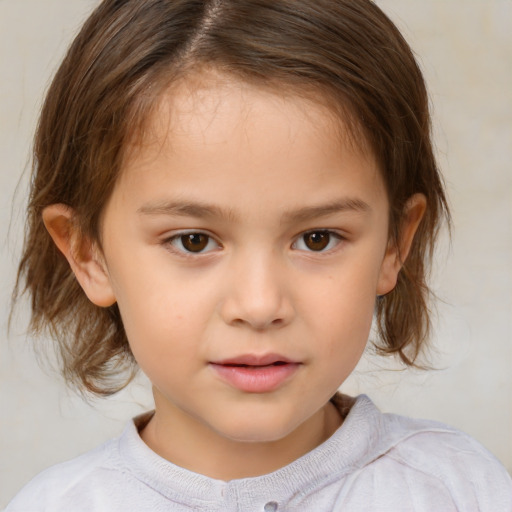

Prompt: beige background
xmin=1 ymin=0 xmax=511 ymax=506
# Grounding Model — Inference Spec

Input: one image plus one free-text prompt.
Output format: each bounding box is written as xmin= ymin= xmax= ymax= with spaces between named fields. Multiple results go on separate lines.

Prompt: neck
xmin=140 ymin=392 xmax=342 ymax=481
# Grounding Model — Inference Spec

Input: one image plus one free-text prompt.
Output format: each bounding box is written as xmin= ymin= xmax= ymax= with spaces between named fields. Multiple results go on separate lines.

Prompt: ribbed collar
xmin=116 ymin=394 xmax=393 ymax=508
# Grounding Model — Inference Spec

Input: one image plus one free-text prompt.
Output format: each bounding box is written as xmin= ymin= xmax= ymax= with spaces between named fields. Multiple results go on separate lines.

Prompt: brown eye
xmin=303 ymin=231 xmax=331 ymax=251
xmin=169 ymin=232 xmax=220 ymax=255
xmin=180 ymin=233 xmax=210 ymax=252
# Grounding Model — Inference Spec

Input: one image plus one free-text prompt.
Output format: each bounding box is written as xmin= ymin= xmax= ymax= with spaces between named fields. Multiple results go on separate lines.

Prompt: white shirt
xmin=6 ymin=394 xmax=512 ymax=511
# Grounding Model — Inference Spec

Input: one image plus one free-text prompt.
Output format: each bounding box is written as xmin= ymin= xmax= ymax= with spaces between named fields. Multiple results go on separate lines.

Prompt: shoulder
xmin=5 ymin=435 xmax=130 ymax=512
xmin=367 ymin=402 xmax=512 ymax=510
xmin=5 ymin=413 xmax=163 ymax=512
xmin=335 ymin=395 xmax=512 ymax=510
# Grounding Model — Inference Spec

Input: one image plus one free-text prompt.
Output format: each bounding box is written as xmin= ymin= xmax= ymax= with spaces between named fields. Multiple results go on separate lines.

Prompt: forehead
xmin=115 ymin=71 xmax=387 ymax=216
xmin=126 ymin=71 xmax=374 ymax=168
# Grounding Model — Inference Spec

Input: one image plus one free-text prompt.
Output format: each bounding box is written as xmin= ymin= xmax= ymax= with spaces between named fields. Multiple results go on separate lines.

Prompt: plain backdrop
xmin=1 ymin=0 xmax=511 ymax=506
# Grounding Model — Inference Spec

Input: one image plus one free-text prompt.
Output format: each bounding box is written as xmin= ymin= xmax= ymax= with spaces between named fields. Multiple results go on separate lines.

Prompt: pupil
xmin=305 ymin=231 xmax=330 ymax=251
xmin=182 ymin=234 xmax=208 ymax=252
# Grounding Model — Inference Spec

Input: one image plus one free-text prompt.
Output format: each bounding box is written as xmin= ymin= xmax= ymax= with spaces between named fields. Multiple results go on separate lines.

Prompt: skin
xmin=44 ymin=72 xmax=425 ymax=480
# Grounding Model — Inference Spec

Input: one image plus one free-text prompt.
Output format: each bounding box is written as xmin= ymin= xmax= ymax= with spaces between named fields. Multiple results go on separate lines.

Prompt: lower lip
xmin=210 ymin=363 xmax=300 ymax=393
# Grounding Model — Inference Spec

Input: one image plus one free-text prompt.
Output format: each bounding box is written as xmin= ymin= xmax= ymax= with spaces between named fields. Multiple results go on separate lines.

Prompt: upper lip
xmin=211 ymin=353 xmax=298 ymax=366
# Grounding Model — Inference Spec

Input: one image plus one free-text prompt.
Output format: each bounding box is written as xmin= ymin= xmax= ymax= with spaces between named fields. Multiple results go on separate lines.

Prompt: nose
xmin=219 ymin=250 xmax=295 ymax=330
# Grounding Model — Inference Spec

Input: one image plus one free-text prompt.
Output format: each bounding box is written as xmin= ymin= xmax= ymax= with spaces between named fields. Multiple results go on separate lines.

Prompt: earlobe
xmin=42 ymin=204 xmax=116 ymax=307
xmin=377 ymin=193 xmax=427 ymax=296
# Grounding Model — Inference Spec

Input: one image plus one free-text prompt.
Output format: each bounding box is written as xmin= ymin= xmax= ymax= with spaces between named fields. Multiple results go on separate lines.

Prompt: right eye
xmin=168 ymin=232 xmax=220 ymax=254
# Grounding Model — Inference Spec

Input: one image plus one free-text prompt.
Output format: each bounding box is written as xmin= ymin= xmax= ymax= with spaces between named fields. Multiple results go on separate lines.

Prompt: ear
xmin=42 ymin=204 xmax=116 ymax=307
xmin=377 ymin=193 xmax=427 ymax=296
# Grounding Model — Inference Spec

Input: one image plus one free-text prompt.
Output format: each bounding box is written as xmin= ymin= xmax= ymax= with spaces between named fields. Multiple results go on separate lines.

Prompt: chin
xmin=213 ymin=414 xmax=301 ymax=444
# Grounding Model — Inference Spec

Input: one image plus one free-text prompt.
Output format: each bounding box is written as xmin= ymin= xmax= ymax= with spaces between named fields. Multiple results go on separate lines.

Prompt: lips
xmin=213 ymin=353 xmax=296 ymax=367
xmin=210 ymin=354 xmax=301 ymax=393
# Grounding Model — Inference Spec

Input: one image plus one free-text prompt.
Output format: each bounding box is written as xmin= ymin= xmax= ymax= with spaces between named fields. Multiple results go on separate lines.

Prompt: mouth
xmin=209 ymin=354 xmax=301 ymax=393
xmin=212 ymin=353 xmax=298 ymax=367
xmin=222 ymin=361 xmax=289 ymax=369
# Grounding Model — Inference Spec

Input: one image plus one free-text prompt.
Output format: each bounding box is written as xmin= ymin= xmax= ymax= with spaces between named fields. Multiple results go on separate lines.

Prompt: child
xmin=7 ymin=0 xmax=512 ymax=510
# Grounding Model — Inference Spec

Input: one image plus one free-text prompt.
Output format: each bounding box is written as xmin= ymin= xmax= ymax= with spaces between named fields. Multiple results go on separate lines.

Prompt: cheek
xmin=110 ymin=268 xmax=217 ymax=368
xmin=303 ymin=265 xmax=378 ymax=356
xmin=313 ymin=298 xmax=373 ymax=392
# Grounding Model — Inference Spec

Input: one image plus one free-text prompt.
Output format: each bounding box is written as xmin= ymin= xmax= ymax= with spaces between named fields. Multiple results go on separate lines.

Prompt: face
xmin=97 ymin=74 xmax=398 ymax=444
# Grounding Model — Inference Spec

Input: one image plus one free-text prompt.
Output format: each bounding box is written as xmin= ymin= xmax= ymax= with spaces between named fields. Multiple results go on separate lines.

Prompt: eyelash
xmin=292 ymin=230 xmax=343 ymax=253
xmin=166 ymin=232 xmax=221 ymax=256
xmin=164 ymin=230 xmax=344 ymax=256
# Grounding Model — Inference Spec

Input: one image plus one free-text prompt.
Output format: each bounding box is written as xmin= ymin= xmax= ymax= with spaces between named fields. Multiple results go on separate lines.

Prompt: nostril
xmin=220 ymin=291 xmax=294 ymax=330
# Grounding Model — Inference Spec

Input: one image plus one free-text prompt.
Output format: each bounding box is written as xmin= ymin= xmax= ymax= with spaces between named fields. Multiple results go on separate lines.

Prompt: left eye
xmin=293 ymin=231 xmax=342 ymax=252
xmin=169 ymin=233 xmax=219 ymax=254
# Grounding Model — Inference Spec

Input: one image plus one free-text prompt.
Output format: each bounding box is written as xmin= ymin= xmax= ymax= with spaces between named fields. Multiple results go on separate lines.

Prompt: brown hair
xmin=14 ymin=0 xmax=449 ymax=396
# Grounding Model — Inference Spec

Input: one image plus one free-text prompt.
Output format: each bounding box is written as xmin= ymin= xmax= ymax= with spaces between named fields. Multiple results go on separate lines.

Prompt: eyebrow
xmin=281 ymin=198 xmax=371 ymax=223
xmin=138 ymin=200 xmax=237 ymax=221
xmin=137 ymin=197 xmax=371 ymax=222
